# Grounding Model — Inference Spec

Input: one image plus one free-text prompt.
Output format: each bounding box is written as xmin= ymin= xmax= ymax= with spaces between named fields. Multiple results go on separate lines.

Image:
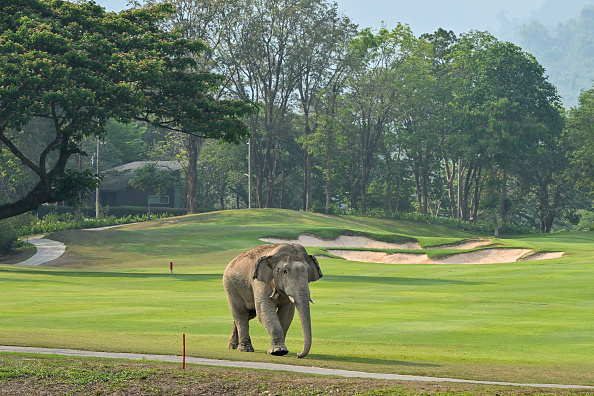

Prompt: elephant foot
xmin=238 ymin=345 xmax=255 ymax=352
xmin=237 ymin=338 xmax=254 ymax=352
xmin=268 ymin=345 xmax=289 ymax=356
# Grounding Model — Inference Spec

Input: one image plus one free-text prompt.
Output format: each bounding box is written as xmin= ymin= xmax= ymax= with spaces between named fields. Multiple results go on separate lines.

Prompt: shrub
xmin=0 ymin=216 xmax=27 ymax=254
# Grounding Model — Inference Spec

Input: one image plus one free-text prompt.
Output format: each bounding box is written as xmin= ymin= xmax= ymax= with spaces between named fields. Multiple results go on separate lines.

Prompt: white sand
xmin=522 ymin=251 xmax=565 ymax=260
xmin=328 ymin=248 xmax=536 ymax=264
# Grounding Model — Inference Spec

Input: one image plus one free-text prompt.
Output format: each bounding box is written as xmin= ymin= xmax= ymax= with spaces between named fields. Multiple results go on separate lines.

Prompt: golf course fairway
xmin=1 ymin=209 xmax=592 ymax=386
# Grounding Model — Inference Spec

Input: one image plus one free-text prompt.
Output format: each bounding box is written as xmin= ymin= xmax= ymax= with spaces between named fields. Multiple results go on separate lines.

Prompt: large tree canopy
xmin=0 ymin=0 xmax=256 ymax=220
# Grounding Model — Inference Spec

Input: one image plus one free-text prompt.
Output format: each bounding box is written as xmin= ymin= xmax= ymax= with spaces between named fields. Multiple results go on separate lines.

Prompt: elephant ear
xmin=307 ymin=255 xmax=323 ymax=282
xmin=253 ymin=255 xmax=274 ymax=284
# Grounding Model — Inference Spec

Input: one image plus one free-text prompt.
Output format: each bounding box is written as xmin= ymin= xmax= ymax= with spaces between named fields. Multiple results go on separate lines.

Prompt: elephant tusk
xmin=309 ymin=297 xmax=315 ymax=304
xmin=270 ymin=287 xmax=280 ymax=300
xmin=288 ymin=296 xmax=295 ymax=304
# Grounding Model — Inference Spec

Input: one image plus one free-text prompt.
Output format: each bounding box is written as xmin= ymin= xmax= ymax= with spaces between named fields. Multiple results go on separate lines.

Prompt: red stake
xmin=170 ymin=261 xmax=173 ymax=275
xmin=183 ymin=334 xmax=186 ymax=370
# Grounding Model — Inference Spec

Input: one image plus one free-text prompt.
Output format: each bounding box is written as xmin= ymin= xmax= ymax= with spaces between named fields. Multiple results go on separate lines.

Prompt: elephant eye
xmin=283 ymin=269 xmax=288 ymax=274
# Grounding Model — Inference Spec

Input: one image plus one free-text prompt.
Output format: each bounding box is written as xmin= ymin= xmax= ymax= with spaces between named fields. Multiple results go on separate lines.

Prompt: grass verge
xmin=1 ymin=354 xmax=592 ymax=396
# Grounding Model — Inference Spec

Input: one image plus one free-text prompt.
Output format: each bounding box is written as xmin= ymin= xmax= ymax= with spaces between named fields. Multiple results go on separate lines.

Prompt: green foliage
xmin=15 ymin=211 xmax=171 ymax=236
xmin=0 ymin=219 xmax=18 ymax=254
xmin=577 ymin=211 xmax=594 ymax=231
xmin=565 ymin=86 xmax=594 ymax=194
xmin=128 ymin=163 xmax=176 ymax=197
xmin=33 ymin=205 xmax=190 ymax=219
xmin=0 ymin=0 xmax=256 ymax=220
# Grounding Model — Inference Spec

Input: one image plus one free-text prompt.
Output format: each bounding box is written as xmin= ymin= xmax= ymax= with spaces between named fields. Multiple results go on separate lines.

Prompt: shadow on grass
xmin=0 ymin=268 xmax=221 ymax=281
xmin=306 ymin=353 xmax=441 ymax=368
xmin=322 ymin=275 xmax=481 ymax=286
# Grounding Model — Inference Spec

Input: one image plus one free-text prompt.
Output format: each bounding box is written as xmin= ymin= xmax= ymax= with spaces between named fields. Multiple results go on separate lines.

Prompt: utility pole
xmin=457 ymin=158 xmax=462 ymax=220
xmin=95 ymin=138 xmax=100 ymax=219
xmin=248 ymin=138 xmax=251 ymax=209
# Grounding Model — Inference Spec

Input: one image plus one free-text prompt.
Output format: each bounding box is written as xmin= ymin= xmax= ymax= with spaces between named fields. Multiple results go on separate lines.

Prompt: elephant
xmin=223 ymin=243 xmax=323 ymax=358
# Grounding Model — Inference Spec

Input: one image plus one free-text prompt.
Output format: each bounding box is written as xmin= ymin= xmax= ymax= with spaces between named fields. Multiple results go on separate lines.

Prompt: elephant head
xmin=253 ymin=244 xmax=322 ymax=358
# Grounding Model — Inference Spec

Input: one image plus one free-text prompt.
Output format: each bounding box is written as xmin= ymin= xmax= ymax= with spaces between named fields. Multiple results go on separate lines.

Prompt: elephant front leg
xmin=257 ymin=300 xmax=289 ymax=356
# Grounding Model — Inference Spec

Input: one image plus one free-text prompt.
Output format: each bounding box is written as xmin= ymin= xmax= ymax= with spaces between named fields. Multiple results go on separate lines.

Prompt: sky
xmin=96 ymin=0 xmax=549 ymax=36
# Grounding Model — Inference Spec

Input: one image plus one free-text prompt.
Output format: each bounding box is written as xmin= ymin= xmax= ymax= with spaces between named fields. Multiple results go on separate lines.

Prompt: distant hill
xmin=497 ymin=0 xmax=594 ymax=107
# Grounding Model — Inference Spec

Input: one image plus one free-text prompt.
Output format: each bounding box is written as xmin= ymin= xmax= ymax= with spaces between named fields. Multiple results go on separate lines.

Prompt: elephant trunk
xmin=294 ymin=292 xmax=312 ymax=358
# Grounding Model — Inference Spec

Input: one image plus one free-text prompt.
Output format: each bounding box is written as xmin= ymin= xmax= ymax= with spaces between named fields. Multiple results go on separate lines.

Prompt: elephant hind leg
xmin=229 ymin=311 xmax=256 ymax=351
xmin=228 ymin=322 xmax=239 ymax=350
xmin=229 ymin=320 xmax=254 ymax=352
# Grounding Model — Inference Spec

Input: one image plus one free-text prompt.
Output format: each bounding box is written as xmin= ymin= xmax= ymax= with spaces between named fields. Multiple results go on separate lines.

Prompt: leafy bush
xmin=0 ymin=215 xmax=32 ymax=254
xmin=103 ymin=206 xmax=188 ymax=218
xmin=16 ymin=207 xmax=190 ymax=237
xmin=33 ymin=205 xmax=188 ymax=219
xmin=577 ymin=210 xmax=594 ymax=231
xmin=0 ymin=220 xmax=17 ymax=254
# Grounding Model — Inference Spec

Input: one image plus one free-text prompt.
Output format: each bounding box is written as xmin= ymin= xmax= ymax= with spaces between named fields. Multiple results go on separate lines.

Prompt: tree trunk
xmin=422 ymin=165 xmax=429 ymax=216
xmin=445 ymin=159 xmax=457 ymax=218
xmin=349 ymin=151 xmax=357 ymax=210
xmin=413 ymin=161 xmax=423 ymax=214
xmin=186 ymin=135 xmax=203 ymax=214
xmin=500 ymin=168 xmax=508 ymax=226
xmin=325 ymin=145 xmax=332 ymax=214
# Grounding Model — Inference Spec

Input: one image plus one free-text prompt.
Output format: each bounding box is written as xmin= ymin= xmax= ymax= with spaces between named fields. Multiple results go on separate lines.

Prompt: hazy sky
xmin=95 ymin=0 xmax=587 ymax=36
xmin=335 ymin=0 xmax=546 ymax=34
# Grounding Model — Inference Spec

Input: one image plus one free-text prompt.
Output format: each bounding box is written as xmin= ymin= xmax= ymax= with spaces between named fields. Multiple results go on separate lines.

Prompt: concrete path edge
xmin=1 ymin=346 xmax=592 ymax=390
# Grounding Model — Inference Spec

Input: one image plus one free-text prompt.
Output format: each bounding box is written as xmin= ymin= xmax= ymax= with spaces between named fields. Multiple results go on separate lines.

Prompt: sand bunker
xmin=259 ymin=235 xmax=421 ymax=250
xmin=260 ymin=234 xmax=563 ymax=264
xmin=523 ymin=251 xmax=565 ymax=261
xmin=328 ymin=248 xmax=540 ymax=264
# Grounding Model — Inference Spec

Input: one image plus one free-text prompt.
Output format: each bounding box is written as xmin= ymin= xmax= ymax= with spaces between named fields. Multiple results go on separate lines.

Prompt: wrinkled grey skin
xmin=223 ymin=243 xmax=323 ymax=358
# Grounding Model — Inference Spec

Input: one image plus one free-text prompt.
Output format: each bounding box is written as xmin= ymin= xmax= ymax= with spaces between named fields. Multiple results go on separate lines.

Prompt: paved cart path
xmin=16 ymin=225 xmax=133 ymax=266
xmin=1 ymin=346 xmax=593 ymax=390
xmin=17 ymin=235 xmax=66 ymax=266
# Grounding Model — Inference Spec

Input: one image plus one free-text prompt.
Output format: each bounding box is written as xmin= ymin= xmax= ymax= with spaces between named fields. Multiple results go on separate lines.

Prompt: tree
xmin=133 ymin=0 xmax=239 ymax=214
xmin=291 ymin=2 xmax=356 ymax=211
xmin=450 ymin=32 xmax=563 ymax=233
xmin=565 ymin=86 xmax=594 ymax=194
xmin=0 ymin=0 xmax=256 ymax=220
xmin=345 ymin=25 xmax=430 ymax=213
xmin=128 ymin=163 xmax=176 ymax=218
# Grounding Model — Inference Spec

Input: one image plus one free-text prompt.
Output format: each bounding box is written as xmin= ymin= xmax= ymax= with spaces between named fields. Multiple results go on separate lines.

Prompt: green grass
xmin=1 ymin=209 xmax=593 ymax=388
xmin=5 ymin=355 xmax=581 ymax=396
